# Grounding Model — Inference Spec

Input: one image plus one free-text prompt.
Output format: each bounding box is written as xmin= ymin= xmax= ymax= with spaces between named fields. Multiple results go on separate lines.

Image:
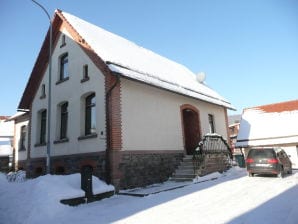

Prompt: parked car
xmin=246 ymin=148 xmax=292 ymax=178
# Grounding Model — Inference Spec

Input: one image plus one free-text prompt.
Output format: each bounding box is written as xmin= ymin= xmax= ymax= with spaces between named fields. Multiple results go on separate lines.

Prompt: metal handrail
xmin=192 ymin=134 xmax=232 ymax=174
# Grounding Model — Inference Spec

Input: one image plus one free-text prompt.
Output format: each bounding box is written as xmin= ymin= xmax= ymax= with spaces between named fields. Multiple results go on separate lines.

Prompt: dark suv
xmin=246 ymin=148 xmax=292 ymax=178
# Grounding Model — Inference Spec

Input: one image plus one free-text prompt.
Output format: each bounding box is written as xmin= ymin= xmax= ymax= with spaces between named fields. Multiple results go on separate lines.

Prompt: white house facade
xmin=17 ymin=10 xmax=234 ymax=189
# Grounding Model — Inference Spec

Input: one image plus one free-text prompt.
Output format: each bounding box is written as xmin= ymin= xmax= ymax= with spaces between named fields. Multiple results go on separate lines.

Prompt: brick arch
xmin=180 ymin=104 xmax=202 ymax=155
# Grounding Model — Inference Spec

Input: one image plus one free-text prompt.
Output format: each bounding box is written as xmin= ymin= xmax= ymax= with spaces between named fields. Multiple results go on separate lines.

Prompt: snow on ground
xmin=1 ymin=167 xmax=298 ymax=224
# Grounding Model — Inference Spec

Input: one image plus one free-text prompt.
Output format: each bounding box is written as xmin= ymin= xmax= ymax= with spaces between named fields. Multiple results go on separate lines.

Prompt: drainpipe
xmin=105 ymin=70 xmax=120 ymax=185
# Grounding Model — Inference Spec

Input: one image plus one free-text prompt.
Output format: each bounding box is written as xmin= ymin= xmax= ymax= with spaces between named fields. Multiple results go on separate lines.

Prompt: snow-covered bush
xmin=7 ymin=170 xmax=26 ymax=182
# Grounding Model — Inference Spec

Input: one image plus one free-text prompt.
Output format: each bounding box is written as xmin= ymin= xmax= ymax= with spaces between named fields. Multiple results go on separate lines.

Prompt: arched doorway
xmin=181 ymin=106 xmax=201 ymax=155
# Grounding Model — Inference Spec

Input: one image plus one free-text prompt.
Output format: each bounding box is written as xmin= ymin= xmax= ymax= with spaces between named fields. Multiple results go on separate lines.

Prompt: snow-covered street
xmin=1 ymin=167 xmax=298 ymax=224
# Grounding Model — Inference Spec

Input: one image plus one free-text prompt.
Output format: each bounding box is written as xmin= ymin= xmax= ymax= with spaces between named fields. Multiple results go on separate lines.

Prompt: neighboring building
xmin=17 ymin=10 xmax=234 ymax=189
xmin=228 ymin=114 xmax=241 ymax=154
xmin=7 ymin=112 xmax=29 ymax=171
xmin=236 ymin=100 xmax=298 ymax=168
xmin=0 ymin=116 xmax=14 ymax=172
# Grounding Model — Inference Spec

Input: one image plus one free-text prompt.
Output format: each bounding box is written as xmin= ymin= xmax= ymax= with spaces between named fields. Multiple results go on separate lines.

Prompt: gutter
xmin=104 ymin=66 xmax=120 ymax=185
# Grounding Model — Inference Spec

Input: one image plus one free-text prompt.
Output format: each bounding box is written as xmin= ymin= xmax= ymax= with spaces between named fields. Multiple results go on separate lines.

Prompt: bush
xmin=7 ymin=170 xmax=26 ymax=182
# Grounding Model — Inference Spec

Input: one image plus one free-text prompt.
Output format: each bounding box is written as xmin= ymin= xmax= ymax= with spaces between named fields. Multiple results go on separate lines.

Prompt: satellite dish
xmin=196 ymin=72 xmax=206 ymax=83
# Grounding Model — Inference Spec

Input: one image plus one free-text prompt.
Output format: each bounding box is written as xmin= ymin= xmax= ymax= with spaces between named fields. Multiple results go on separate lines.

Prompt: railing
xmin=193 ymin=134 xmax=232 ymax=174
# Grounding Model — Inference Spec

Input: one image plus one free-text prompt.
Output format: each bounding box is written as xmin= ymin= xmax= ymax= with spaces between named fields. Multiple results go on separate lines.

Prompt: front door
xmin=182 ymin=108 xmax=201 ymax=155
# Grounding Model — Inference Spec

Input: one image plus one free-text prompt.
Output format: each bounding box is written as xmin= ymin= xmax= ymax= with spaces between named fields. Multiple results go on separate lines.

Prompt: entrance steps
xmin=170 ymin=155 xmax=197 ymax=182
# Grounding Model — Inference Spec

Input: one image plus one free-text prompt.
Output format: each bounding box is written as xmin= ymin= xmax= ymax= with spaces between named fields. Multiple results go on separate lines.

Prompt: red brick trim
xmin=224 ymin=108 xmax=231 ymax=148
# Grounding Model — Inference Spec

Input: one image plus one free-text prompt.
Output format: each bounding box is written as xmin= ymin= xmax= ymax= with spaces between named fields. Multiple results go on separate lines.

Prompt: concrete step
xmin=170 ymin=177 xmax=194 ymax=182
xmin=171 ymin=173 xmax=196 ymax=179
xmin=170 ymin=154 xmax=199 ymax=182
xmin=174 ymin=170 xmax=194 ymax=176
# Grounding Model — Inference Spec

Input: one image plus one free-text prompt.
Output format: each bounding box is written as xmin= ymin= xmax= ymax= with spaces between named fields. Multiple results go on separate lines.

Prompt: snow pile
xmin=0 ymin=173 xmax=114 ymax=224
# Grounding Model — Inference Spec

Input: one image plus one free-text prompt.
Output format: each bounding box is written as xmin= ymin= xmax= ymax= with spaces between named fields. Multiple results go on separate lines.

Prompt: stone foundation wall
xmin=119 ymin=151 xmax=184 ymax=189
xmin=26 ymin=152 xmax=106 ymax=180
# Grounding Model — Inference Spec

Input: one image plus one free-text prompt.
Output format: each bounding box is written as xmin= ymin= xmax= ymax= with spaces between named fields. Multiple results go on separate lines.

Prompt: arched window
xmin=59 ymin=53 xmax=69 ymax=81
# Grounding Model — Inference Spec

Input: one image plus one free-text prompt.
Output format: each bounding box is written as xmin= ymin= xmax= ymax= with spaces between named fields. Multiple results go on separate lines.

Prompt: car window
xmin=248 ymin=149 xmax=275 ymax=158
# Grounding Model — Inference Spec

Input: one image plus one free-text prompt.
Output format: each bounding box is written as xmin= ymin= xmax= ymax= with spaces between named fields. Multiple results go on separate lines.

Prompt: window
xmin=59 ymin=53 xmax=69 ymax=81
xmin=19 ymin=125 xmax=27 ymax=151
xmin=60 ymin=34 xmax=66 ymax=48
xmin=39 ymin=110 xmax=47 ymax=144
xmin=208 ymin=114 xmax=215 ymax=133
xmin=83 ymin=64 xmax=89 ymax=79
xmin=60 ymin=102 xmax=68 ymax=139
xmin=81 ymin=64 xmax=90 ymax=83
xmin=85 ymin=93 xmax=96 ymax=135
xmin=40 ymin=84 xmax=46 ymax=99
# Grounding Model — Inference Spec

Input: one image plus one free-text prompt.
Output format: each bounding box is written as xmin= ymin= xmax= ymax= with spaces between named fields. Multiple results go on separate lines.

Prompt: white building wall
xmin=14 ymin=120 xmax=29 ymax=162
xmin=283 ymin=146 xmax=298 ymax=169
xmin=121 ymin=78 xmax=228 ymax=152
xmin=30 ymin=29 xmax=106 ymax=158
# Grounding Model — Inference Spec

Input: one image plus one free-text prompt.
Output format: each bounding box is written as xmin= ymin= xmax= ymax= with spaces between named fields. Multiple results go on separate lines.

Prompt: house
xmin=6 ymin=112 xmax=29 ymax=171
xmin=236 ymin=100 xmax=298 ymax=168
xmin=0 ymin=116 xmax=14 ymax=172
xmin=16 ymin=9 xmax=234 ymax=189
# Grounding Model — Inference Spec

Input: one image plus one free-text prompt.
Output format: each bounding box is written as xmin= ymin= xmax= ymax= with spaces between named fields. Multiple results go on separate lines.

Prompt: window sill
xmin=80 ymin=77 xmax=90 ymax=83
xmin=54 ymin=138 xmax=69 ymax=144
xmin=34 ymin=143 xmax=46 ymax=147
xmin=56 ymin=77 xmax=69 ymax=85
xmin=78 ymin=133 xmax=98 ymax=141
xmin=60 ymin=43 xmax=66 ymax=48
xmin=18 ymin=148 xmax=26 ymax=152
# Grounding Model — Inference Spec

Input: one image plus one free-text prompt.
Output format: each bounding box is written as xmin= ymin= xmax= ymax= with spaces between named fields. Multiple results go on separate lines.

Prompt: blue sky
xmin=1 ymin=0 xmax=297 ymax=116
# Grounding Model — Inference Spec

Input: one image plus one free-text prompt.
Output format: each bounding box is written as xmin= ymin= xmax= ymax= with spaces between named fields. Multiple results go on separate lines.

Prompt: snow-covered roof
xmin=6 ymin=112 xmax=27 ymax=121
xmin=0 ymin=120 xmax=14 ymax=138
xmin=236 ymin=100 xmax=298 ymax=147
xmin=61 ymin=11 xmax=234 ymax=109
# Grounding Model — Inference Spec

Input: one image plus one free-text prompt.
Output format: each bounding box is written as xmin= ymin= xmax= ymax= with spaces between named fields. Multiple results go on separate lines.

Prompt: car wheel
xmin=248 ymin=172 xmax=254 ymax=177
xmin=287 ymin=169 xmax=292 ymax=174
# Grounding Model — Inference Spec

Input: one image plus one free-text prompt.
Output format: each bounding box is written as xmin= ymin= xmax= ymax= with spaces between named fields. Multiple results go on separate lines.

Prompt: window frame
xmin=85 ymin=93 xmax=96 ymax=136
xmin=39 ymin=109 xmax=47 ymax=145
xmin=208 ymin=114 xmax=216 ymax=134
xmin=19 ymin=125 xmax=27 ymax=151
xmin=81 ymin=64 xmax=90 ymax=83
xmin=58 ymin=53 xmax=69 ymax=82
xmin=60 ymin=102 xmax=68 ymax=140
xmin=60 ymin=34 xmax=66 ymax=48
xmin=40 ymin=84 xmax=46 ymax=99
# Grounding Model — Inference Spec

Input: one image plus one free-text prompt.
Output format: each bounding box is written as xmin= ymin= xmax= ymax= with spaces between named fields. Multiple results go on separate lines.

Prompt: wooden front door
xmin=182 ymin=108 xmax=201 ymax=155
